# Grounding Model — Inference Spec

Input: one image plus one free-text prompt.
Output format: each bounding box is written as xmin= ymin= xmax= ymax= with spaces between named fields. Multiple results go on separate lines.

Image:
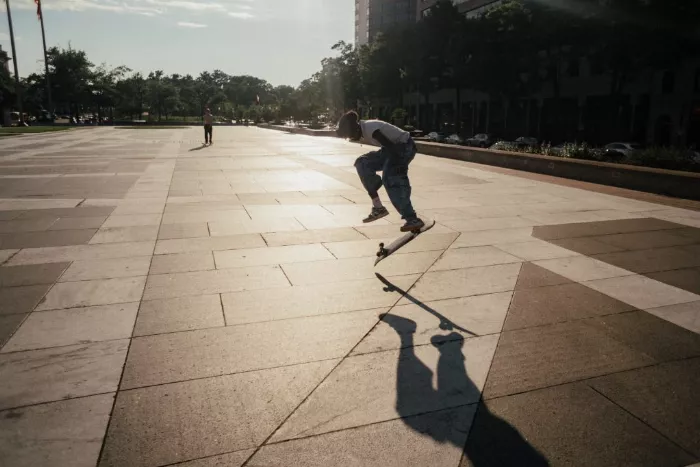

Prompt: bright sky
xmin=0 ymin=0 xmax=353 ymax=86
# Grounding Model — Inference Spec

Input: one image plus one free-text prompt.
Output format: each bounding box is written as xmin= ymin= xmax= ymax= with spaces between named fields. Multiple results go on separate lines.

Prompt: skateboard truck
xmin=377 ymin=242 xmax=388 ymax=257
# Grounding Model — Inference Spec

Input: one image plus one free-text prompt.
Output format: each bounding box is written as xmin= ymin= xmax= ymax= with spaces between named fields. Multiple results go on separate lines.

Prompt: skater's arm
xmin=372 ymin=129 xmax=396 ymax=151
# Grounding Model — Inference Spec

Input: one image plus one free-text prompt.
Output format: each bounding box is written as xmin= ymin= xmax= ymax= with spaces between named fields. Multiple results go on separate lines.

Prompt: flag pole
xmin=4 ymin=0 xmax=24 ymax=124
xmin=36 ymin=0 xmax=53 ymax=118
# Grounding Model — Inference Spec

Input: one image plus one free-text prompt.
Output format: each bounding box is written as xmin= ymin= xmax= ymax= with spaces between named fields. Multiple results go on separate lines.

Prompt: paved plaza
xmin=0 ymin=126 xmax=699 ymax=467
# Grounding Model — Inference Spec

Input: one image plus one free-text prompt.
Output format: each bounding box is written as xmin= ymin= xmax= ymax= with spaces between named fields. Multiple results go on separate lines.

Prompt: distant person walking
xmin=203 ymin=108 xmax=214 ymax=145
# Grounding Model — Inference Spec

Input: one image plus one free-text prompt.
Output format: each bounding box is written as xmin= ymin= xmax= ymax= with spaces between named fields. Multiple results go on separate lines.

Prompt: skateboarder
xmin=336 ymin=111 xmax=424 ymax=232
xmin=203 ymin=108 xmax=214 ymax=145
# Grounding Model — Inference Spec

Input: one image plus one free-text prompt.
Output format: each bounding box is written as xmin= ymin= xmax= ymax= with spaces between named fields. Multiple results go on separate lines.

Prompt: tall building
xmin=355 ymin=0 xmax=370 ymax=45
xmin=356 ymin=0 xmax=417 ymax=46
xmin=418 ymin=0 xmax=503 ymax=20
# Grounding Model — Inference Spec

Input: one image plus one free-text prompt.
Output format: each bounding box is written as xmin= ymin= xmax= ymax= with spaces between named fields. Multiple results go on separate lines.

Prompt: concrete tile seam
xmin=236 ymin=230 xmax=462 ymax=467
xmin=586 ymin=383 xmax=700 ymax=460
xmin=481 ymin=356 xmax=700 ymax=402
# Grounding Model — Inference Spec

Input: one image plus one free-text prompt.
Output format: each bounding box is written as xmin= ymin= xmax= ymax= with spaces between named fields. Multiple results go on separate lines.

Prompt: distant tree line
xmin=0 ymin=0 xmax=697 ymax=139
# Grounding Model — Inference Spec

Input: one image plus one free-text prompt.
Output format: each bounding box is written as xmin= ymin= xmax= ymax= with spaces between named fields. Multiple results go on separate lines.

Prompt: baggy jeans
xmin=204 ymin=124 xmax=213 ymax=143
xmin=354 ymin=138 xmax=417 ymax=220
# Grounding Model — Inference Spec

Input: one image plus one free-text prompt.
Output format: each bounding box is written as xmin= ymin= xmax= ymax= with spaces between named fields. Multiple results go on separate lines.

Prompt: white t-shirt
xmin=360 ymin=120 xmax=410 ymax=146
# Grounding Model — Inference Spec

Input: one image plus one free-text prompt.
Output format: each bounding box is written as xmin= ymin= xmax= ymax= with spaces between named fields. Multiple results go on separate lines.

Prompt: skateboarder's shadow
xmin=380 ymin=315 xmax=549 ymax=466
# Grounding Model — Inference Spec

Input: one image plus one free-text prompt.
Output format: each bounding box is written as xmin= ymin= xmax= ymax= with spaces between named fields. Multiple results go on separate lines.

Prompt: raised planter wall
xmin=258 ymin=123 xmax=336 ymax=137
xmin=259 ymin=124 xmax=700 ymax=201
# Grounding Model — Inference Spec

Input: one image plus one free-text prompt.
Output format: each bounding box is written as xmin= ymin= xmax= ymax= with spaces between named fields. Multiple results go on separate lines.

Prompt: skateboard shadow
xmin=381 ymin=316 xmax=549 ymax=466
xmin=375 ymin=274 xmax=549 ymax=466
xmin=375 ymin=273 xmax=476 ymax=336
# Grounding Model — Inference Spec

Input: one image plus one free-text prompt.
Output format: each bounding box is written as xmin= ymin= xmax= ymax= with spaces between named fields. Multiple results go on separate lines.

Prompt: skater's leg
xmin=208 ymin=125 xmax=213 ymax=144
xmin=204 ymin=125 xmax=208 ymax=144
xmin=382 ymin=140 xmax=423 ymax=230
xmin=355 ymin=149 xmax=386 ymax=198
xmin=355 ymin=149 xmax=389 ymax=222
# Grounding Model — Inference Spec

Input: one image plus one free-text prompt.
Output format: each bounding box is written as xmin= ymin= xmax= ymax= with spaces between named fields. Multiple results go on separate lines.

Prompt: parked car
xmin=603 ymin=142 xmax=643 ymax=158
xmin=514 ymin=136 xmax=539 ymax=148
xmin=427 ymin=131 xmax=446 ymax=143
xmin=465 ymin=133 xmax=494 ymax=148
xmin=489 ymin=140 xmax=511 ymax=150
xmin=445 ymin=134 xmax=464 ymax=145
xmin=548 ymin=142 xmax=573 ymax=156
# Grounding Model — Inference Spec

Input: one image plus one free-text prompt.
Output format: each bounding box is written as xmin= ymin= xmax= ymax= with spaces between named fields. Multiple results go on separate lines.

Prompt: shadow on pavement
xmin=189 ymin=144 xmax=209 ymax=151
xmin=376 ymin=274 xmax=549 ymax=466
xmin=375 ymin=273 xmax=476 ymax=336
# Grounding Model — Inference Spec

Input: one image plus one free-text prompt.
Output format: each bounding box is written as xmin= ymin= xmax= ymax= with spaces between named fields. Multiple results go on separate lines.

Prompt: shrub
xmin=626 ymin=147 xmax=700 ymax=172
xmin=391 ymin=108 xmax=408 ymax=122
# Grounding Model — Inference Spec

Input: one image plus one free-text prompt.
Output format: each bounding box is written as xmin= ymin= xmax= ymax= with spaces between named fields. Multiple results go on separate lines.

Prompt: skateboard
xmin=375 ymin=219 xmax=436 ymax=266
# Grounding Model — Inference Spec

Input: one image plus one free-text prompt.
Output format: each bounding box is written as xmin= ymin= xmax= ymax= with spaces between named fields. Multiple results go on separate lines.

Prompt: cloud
xmin=2 ymin=0 xmax=259 ymax=20
xmin=228 ymin=11 xmax=254 ymax=19
xmin=144 ymin=0 xmax=227 ymax=12
xmin=177 ymin=21 xmax=208 ymax=28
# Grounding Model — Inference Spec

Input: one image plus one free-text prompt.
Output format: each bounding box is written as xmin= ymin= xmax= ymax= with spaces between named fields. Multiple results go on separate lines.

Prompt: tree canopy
xmin=9 ymin=0 xmax=699 ymax=130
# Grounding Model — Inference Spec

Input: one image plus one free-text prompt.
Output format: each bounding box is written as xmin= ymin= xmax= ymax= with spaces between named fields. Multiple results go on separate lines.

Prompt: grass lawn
xmin=0 ymin=126 xmax=75 ymax=137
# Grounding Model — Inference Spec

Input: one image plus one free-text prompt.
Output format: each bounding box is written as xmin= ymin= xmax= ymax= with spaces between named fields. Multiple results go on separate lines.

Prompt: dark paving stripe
xmin=594 ymin=230 xmax=699 ymax=250
xmin=589 ymin=358 xmax=700 ymax=458
xmin=463 ymin=383 xmax=697 ymax=467
xmin=514 ymin=262 xmax=573 ymax=290
xmin=0 ymin=285 xmax=52 ymax=315
xmin=483 ymin=311 xmax=700 ymax=399
xmin=590 ymin=312 xmax=700 ymax=362
xmin=0 ymin=263 xmax=70 ymax=288
xmin=646 ymin=268 xmax=700 ymax=296
xmin=0 ymin=229 xmax=97 ymax=249
xmin=592 ymin=246 xmax=700 ymax=275
xmin=0 ymin=218 xmax=58 ymax=233
xmin=548 ymin=236 xmax=625 ymax=255
xmin=532 ymin=218 xmax=684 ymax=241
xmin=0 ymin=211 xmax=24 ymax=221
xmin=503 ymin=283 xmax=635 ymax=331
xmin=0 ymin=313 xmax=27 ymax=347
xmin=535 ymin=219 xmax=700 ymax=295
xmin=16 ymin=207 xmax=115 ymax=219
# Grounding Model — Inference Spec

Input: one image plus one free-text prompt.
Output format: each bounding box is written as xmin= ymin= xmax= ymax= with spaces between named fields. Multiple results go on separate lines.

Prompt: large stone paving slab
xmin=0 ymin=393 xmax=115 ymax=467
xmin=463 ymin=383 xmax=695 ymax=467
xmin=99 ymin=361 xmax=337 ymax=467
xmin=121 ymin=310 xmax=380 ymax=389
xmin=271 ymin=334 xmax=499 ymax=442
xmin=2 ymin=303 xmax=138 ymax=352
xmin=250 ymin=406 xmax=475 ymax=467
xmin=3 ymin=127 xmax=700 ymax=466
xmin=589 ymin=357 xmax=700 ymax=458
xmin=0 ymin=340 xmax=128 ymax=409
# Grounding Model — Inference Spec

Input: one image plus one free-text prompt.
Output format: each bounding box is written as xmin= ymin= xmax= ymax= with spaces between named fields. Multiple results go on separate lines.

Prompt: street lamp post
xmin=4 ymin=0 xmax=24 ymax=125
xmin=36 ymin=0 xmax=53 ymax=118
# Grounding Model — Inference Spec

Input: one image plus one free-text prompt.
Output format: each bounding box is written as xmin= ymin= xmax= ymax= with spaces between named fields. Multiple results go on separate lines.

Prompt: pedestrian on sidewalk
xmin=336 ymin=111 xmax=424 ymax=232
xmin=203 ymin=108 xmax=214 ymax=145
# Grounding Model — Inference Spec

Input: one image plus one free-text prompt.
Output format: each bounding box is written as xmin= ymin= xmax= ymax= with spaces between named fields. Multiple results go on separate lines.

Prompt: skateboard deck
xmin=374 ymin=219 xmax=436 ymax=266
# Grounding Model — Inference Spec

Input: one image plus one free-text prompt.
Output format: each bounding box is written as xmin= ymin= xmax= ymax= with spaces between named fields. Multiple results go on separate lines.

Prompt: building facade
xmin=417 ymin=0 xmax=503 ymax=19
xmin=356 ymin=0 xmax=417 ymax=46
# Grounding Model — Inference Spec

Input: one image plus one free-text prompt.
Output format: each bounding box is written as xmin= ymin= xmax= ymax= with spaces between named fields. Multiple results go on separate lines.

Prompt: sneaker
xmin=400 ymin=218 xmax=425 ymax=232
xmin=363 ymin=206 xmax=389 ymax=223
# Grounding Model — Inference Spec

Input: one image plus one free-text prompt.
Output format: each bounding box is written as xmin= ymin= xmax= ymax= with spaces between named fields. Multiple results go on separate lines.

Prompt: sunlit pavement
xmin=0 ymin=126 xmax=699 ymax=466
